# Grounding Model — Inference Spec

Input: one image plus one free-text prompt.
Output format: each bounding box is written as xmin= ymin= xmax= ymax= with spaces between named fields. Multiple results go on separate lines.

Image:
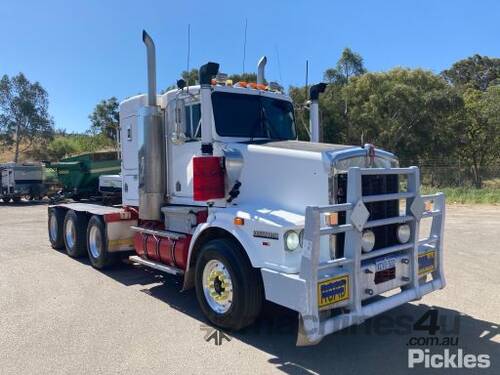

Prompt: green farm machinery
xmin=47 ymin=151 xmax=121 ymax=201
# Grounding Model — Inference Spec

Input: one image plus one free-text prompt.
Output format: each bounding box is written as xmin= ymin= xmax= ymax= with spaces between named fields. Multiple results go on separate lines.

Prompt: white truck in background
xmin=47 ymin=31 xmax=446 ymax=345
xmin=1 ymin=162 xmax=47 ymax=202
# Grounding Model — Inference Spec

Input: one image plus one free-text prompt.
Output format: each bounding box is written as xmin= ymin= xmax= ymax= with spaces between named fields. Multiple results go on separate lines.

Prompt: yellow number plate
xmin=318 ymin=275 xmax=350 ymax=308
xmin=418 ymin=250 xmax=436 ymax=276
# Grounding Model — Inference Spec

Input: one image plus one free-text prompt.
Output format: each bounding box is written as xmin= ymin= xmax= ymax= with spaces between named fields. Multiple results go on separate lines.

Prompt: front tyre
xmin=195 ymin=238 xmax=263 ymax=331
xmin=86 ymin=215 xmax=117 ymax=269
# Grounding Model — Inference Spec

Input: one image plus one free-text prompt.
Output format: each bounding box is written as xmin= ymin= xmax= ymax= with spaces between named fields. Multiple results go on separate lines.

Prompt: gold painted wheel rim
xmin=202 ymin=259 xmax=233 ymax=314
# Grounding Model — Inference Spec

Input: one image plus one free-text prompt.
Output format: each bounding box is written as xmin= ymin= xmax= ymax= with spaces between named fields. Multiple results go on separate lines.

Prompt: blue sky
xmin=1 ymin=0 xmax=499 ymax=133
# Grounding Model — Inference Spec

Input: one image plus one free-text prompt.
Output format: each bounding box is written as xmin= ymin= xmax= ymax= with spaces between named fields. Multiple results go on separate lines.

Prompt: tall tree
xmin=323 ymin=48 xmax=367 ymax=142
xmin=0 ymin=73 xmax=54 ymax=162
xmin=458 ymin=86 xmax=500 ymax=188
xmin=88 ymin=97 xmax=119 ymax=146
xmin=442 ymin=55 xmax=500 ymax=91
xmin=324 ymin=48 xmax=367 ymax=86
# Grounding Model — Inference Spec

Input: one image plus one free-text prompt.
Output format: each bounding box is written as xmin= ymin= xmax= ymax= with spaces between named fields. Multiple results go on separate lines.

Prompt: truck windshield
xmin=212 ymin=92 xmax=296 ymax=140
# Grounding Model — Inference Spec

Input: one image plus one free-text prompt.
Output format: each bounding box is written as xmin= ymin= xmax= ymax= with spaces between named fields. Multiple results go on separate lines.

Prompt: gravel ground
xmin=0 ymin=202 xmax=499 ymax=375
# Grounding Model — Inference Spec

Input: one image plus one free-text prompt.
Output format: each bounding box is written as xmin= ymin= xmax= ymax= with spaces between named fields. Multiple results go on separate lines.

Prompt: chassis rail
xmin=296 ymin=166 xmax=446 ymax=345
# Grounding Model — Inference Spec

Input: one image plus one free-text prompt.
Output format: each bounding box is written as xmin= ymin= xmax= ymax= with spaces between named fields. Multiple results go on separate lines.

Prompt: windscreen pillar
xmin=309 ymin=83 xmax=327 ymax=143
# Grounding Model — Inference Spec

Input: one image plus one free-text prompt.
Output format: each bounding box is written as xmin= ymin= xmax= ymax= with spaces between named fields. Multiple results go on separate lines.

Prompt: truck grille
xmin=335 ymin=173 xmax=399 ymax=258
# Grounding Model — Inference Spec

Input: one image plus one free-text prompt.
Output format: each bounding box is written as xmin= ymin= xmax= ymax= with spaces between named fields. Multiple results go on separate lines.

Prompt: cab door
xmin=167 ymin=98 xmax=202 ymax=201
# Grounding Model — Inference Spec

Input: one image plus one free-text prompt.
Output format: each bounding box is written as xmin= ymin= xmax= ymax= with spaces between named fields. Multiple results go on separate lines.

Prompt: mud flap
xmin=296 ymin=314 xmax=323 ymax=346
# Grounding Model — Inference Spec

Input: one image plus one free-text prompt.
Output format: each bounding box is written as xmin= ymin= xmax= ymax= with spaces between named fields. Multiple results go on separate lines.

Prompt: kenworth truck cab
xmin=47 ymin=31 xmax=446 ymax=345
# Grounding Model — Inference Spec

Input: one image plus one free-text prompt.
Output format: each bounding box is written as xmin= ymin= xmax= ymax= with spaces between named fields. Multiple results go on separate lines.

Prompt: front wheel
xmin=195 ymin=238 xmax=263 ymax=331
xmin=86 ymin=215 xmax=117 ymax=269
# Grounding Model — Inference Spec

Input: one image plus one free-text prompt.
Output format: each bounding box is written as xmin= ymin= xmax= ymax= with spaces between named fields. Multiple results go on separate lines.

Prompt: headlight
xmin=361 ymin=230 xmax=375 ymax=252
xmin=397 ymin=224 xmax=411 ymax=243
xmin=284 ymin=230 xmax=300 ymax=251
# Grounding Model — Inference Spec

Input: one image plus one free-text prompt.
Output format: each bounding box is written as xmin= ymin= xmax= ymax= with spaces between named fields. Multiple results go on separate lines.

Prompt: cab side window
xmin=184 ymin=103 xmax=201 ymax=140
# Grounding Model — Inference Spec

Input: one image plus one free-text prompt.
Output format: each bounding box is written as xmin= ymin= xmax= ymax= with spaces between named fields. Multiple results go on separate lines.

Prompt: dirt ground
xmin=0 ymin=202 xmax=499 ymax=375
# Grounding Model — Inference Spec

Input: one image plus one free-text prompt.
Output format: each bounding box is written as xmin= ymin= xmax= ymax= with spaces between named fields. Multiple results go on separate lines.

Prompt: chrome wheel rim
xmin=65 ymin=219 xmax=76 ymax=249
xmin=88 ymin=225 xmax=102 ymax=259
xmin=202 ymin=259 xmax=233 ymax=314
xmin=49 ymin=214 xmax=58 ymax=242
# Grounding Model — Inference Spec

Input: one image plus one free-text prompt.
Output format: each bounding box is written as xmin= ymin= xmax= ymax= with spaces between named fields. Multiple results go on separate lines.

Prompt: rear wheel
xmin=86 ymin=215 xmax=117 ymax=269
xmin=63 ymin=210 xmax=88 ymax=258
xmin=48 ymin=208 xmax=65 ymax=249
xmin=195 ymin=238 xmax=263 ymax=331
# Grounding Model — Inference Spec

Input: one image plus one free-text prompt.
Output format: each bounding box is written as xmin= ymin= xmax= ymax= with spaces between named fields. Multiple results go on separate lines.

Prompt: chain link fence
xmin=399 ymin=160 xmax=500 ymax=188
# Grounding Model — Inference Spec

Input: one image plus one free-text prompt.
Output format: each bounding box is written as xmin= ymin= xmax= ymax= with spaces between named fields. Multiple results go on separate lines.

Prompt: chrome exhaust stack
xmin=142 ymin=31 xmax=157 ymax=107
xmin=257 ymin=56 xmax=267 ymax=85
xmin=309 ymin=83 xmax=327 ymax=143
xmin=138 ymin=30 xmax=165 ymax=220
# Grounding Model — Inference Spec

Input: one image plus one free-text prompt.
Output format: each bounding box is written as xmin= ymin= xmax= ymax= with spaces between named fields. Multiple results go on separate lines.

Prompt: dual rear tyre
xmin=48 ymin=209 xmax=116 ymax=269
xmin=86 ymin=215 xmax=117 ymax=269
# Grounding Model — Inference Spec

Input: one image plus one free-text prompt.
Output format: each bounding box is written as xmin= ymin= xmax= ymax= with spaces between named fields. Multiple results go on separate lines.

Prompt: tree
xmin=181 ymin=69 xmax=199 ymax=86
xmin=0 ymin=73 xmax=54 ymax=162
xmin=442 ymin=55 xmax=500 ymax=91
xmin=458 ymin=86 xmax=500 ymax=187
xmin=288 ymin=85 xmax=310 ymax=141
xmin=323 ymin=48 xmax=367 ymax=141
xmin=342 ymin=68 xmax=462 ymax=164
xmin=88 ymin=97 xmax=119 ymax=146
xmin=324 ymin=48 xmax=367 ymax=86
xmin=46 ymin=136 xmax=80 ymax=160
xmin=228 ymin=72 xmax=258 ymax=83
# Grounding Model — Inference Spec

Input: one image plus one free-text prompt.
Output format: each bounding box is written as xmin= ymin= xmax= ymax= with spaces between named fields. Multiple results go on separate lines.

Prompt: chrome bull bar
xmin=297 ymin=166 xmax=446 ymax=345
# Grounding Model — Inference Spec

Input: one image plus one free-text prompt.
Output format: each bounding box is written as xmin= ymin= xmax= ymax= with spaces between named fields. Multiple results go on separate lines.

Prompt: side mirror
xmin=171 ymin=98 xmax=187 ymax=145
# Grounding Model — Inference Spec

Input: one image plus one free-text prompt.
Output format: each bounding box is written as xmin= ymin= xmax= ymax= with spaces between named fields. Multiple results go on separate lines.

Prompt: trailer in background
xmin=0 ymin=162 xmax=47 ymax=202
xmin=47 ymin=151 xmax=121 ymax=201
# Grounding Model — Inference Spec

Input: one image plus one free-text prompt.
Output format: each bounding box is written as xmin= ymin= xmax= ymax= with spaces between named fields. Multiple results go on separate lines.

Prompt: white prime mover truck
xmin=48 ymin=31 xmax=446 ymax=345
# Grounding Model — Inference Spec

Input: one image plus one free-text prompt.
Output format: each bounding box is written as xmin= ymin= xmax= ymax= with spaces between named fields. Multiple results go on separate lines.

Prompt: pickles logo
xmin=409 ymin=349 xmax=490 ymax=369
xmin=407 ymin=310 xmax=491 ymax=369
xmin=200 ymin=324 xmax=231 ymax=346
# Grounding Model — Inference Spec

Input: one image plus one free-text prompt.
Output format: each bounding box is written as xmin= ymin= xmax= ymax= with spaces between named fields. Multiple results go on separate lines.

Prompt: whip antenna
xmin=242 ymin=18 xmax=248 ymax=73
xmin=186 ymin=24 xmax=191 ymax=74
xmin=305 ymin=60 xmax=309 ymax=101
xmin=275 ymin=44 xmax=283 ymax=82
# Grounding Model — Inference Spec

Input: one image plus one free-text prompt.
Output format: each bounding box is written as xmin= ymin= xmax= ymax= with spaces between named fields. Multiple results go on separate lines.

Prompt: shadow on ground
xmin=78 ymin=259 xmax=499 ymax=375
xmin=0 ymin=199 xmax=48 ymax=206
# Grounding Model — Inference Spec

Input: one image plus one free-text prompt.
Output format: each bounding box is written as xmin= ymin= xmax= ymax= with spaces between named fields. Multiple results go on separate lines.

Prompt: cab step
xmin=129 ymin=255 xmax=184 ymax=276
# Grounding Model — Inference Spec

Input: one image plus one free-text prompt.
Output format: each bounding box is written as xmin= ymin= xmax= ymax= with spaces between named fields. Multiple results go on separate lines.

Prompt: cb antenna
xmin=186 ymin=24 xmax=191 ymax=86
xmin=242 ymin=18 xmax=248 ymax=73
xmin=305 ymin=60 xmax=309 ymax=101
xmin=275 ymin=44 xmax=283 ymax=82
